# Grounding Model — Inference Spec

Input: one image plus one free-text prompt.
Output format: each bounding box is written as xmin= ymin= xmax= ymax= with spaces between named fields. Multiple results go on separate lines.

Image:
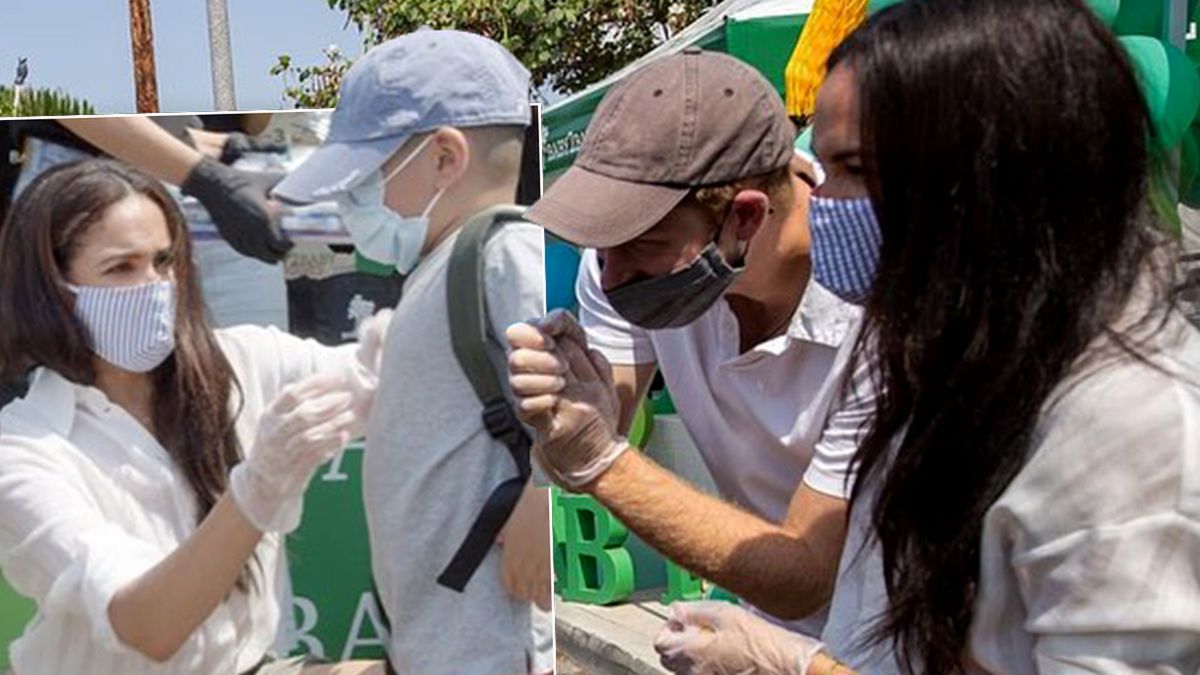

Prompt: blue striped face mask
xmin=68 ymin=280 xmax=177 ymax=372
xmin=808 ymin=195 xmax=882 ymax=305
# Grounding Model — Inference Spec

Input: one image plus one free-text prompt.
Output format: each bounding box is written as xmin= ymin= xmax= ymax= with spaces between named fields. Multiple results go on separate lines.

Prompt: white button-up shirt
xmin=822 ymin=306 xmax=1200 ymax=674
xmin=0 ymin=325 xmax=356 ymax=675
xmin=577 ymin=247 xmax=864 ymax=519
xmin=576 ymin=247 xmax=868 ymax=638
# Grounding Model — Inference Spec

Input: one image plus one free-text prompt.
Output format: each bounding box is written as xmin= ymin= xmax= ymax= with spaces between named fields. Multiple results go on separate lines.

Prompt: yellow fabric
xmin=785 ymin=0 xmax=869 ymax=119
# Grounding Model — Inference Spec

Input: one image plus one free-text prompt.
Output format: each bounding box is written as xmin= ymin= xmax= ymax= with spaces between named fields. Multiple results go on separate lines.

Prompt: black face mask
xmin=603 ymin=242 xmax=744 ymax=330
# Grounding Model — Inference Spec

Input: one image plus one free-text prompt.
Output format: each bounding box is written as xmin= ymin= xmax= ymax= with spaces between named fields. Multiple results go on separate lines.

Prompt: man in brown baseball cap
xmin=508 ymin=46 xmax=869 ymax=639
xmin=530 ymin=47 xmax=795 ymax=250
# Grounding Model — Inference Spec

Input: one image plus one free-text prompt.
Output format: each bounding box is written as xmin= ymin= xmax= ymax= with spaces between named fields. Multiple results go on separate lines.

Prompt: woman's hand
xmin=654 ymin=601 xmax=828 ymax=675
xmin=229 ymin=372 xmax=357 ymax=533
xmin=339 ymin=308 xmax=393 ymax=440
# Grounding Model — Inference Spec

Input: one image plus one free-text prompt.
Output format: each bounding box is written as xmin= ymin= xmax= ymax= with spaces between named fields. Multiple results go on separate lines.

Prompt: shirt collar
xmin=16 ymin=367 xmax=82 ymax=437
xmin=786 ymin=277 xmax=863 ymax=348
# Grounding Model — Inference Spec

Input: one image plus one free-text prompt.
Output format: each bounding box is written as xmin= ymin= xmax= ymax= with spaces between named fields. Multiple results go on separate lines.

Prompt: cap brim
xmin=271 ymin=133 xmax=411 ymax=204
xmin=527 ymin=166 xmax=689 ymax=249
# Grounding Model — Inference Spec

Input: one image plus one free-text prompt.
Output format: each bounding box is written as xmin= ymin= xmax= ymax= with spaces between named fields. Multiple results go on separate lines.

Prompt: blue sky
xmin=1 ymin=1 xmax=364 ymax=113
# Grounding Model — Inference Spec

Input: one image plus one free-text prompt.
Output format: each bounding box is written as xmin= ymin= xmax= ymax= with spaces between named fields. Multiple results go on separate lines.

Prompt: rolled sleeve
xmin=971 ymin=362 xmax=1200 ymax=674
xmin=56 ymin=526 xmax=166 ymax=654
xmin=217 ymin=324 xmax=359 ymax=403
xmin=575 ymin=248 xmax=656 ymax=366
xmin=1012 ymin=513 xmax=1200 ymax=674
xmin=0 ymin=436 xmax=168 ymax=658
xmin=803 ymin=345 xmax=874 ymax=499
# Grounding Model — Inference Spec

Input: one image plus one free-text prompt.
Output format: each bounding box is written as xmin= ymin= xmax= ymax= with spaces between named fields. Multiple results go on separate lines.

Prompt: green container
xmin=0 ymin=572 xmax=35 ymax=670
xmin=353 ymin=252 xmax=396 ymax=278
xmin=651 ymin=389 xmax=677 ymax=416
xmin=627 ymin=398 xmax=655 ymax=449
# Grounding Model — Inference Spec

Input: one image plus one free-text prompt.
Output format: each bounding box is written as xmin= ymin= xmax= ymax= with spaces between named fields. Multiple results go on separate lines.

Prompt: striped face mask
xmin=69 ymin=280 xmax=177 ymax=372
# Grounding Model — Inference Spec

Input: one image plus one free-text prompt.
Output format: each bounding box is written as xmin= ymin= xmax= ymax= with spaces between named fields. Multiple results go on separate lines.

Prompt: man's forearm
xmin=586 ymin=450 xmax=842 ymax=619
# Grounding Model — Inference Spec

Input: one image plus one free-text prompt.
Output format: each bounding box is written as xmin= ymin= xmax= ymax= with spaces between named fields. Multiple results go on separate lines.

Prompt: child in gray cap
xmin=274 ymin=29 xmax=552 ymax=675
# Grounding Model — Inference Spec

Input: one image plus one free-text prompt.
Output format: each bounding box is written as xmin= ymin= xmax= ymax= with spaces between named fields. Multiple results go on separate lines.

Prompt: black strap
xmin=436 ymin=204 xmax=534 ymax=592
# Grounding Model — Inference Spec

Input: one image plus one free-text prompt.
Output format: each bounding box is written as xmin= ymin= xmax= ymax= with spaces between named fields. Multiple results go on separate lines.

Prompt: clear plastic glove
xmin=654 ymin=602 xmax=828 ymax=675
xmin=338 ymin=308 xmax=392 ymax=439
xmin=230 ymin=372 xmax=357 ymax=533
xmin=181 ymin=156 xmax=294 ymax=264
xmin=355 ymin=308 xmax=392 ymax=378
xmin=497 ymin=482 xmax=552 ymax=611
xmin=505 ymin=309 xmax=629 ymax=491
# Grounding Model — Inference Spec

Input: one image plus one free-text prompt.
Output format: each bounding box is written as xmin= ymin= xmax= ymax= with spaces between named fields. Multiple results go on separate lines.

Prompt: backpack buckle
xmin=482 ymin=399 xmax=526 ymax=450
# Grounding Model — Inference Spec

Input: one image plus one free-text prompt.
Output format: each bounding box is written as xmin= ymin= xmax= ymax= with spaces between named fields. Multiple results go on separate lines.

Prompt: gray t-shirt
xmin=362 ymin=219 xmax=552 ymax=674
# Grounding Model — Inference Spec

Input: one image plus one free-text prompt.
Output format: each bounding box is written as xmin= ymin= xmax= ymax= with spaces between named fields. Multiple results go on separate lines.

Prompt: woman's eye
xmin=106 ymin=262 xmax=132 ymax=275
xmin=154 ymin=253 xmax=174 ymax=269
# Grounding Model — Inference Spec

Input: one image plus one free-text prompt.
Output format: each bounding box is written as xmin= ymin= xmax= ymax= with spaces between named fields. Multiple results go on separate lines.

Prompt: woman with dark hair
xmin=508 ymin=0 xmax=1200 ymax=673
xmin=0 ymin=159 xmax=385 ymax=674
xmin=801 ymin=0 xmax=1200 ymax=671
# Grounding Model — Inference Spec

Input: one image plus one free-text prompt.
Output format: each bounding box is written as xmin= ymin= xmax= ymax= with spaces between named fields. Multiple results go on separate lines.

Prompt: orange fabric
xmin=784 ymin=0 xmax=869 ymax=119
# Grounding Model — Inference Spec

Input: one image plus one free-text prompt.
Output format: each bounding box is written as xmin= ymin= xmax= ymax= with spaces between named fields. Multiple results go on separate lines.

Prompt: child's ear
xmin=432 ymin=126 xmax=470 ymax=188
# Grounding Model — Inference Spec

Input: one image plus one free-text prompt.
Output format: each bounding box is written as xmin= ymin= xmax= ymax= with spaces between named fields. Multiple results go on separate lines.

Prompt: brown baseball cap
xmin=528 ymin=48 xmax=795 ymax=249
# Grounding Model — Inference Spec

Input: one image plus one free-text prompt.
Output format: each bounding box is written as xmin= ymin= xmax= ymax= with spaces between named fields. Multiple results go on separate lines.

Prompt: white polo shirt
xmin=0 ymin=325 xmax=356 ymax=675
xmin=578 ymin=247 xmax=865 ymax=516
xmin=577 ymin=248 xmax=870 ymax=635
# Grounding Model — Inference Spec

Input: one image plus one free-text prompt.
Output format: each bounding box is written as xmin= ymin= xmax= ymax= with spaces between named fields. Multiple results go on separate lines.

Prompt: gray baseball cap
xmin=273 ymin=28 xmax=531 ymax=204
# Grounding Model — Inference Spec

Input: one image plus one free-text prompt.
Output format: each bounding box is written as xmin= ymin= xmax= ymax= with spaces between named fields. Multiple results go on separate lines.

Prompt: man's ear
xmin=431 ymin=126 xmax=471 ymax=189
xmin=723 ymin=189 xmax=771 ymax=244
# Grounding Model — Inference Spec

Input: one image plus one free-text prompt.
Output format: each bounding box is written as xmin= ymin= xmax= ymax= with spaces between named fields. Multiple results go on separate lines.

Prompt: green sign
xmin=551 ymin=488 xmax=714 ymax=607
xmin=287 ymin=444 xmax=388 ymax=662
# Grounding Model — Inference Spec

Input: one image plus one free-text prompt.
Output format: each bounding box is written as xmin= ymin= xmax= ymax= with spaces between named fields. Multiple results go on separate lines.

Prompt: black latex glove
xmin=219 ymin=131 xmax=288 ymax=165
xmin=181 ymin=157 xmax=294 ymax=264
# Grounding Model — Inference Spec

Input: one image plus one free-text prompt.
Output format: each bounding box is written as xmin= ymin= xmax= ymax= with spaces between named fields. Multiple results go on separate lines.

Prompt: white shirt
xmin=822 ymin=307 xmax=1200 ymax=674
xmin=577 ymin=248 xmax=868 ymax=636
xmin=578 ymin=247 xmax=863 ymax=515
xmin=363 ymin=221 xmax=554 ymax=674
xmin=0 ymin=325 xmax=356 ymax=675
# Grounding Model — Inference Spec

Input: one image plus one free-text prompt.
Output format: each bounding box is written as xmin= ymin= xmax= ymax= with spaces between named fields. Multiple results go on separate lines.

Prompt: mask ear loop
xmin=381 ymin=133 xmax=446 ymax=218
xmin=421 ymin=184 xmax=448 ymax=218
xmin=711 ymin=194 xmax=750 ymax=268
xmin=382 ymin=133 xmax=436 ymax=184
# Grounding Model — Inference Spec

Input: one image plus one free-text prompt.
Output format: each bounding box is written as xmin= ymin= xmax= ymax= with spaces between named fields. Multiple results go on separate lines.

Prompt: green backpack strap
xmin=437 ymin=204 xmax=534 ymax=592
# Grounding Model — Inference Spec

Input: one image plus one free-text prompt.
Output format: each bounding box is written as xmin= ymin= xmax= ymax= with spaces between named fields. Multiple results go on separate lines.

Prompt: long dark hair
xmin=833 ymin=1 xmax=1167 ymax=671
xmin=0 ymin=159 xmax=255 ymax=587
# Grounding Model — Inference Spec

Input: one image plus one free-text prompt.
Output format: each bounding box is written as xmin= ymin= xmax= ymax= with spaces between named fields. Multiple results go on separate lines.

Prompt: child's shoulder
xmin=484 ymin=217 xmax=542 ymax=249
xmin=481 ymin=218 xmax=543 ymax=277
